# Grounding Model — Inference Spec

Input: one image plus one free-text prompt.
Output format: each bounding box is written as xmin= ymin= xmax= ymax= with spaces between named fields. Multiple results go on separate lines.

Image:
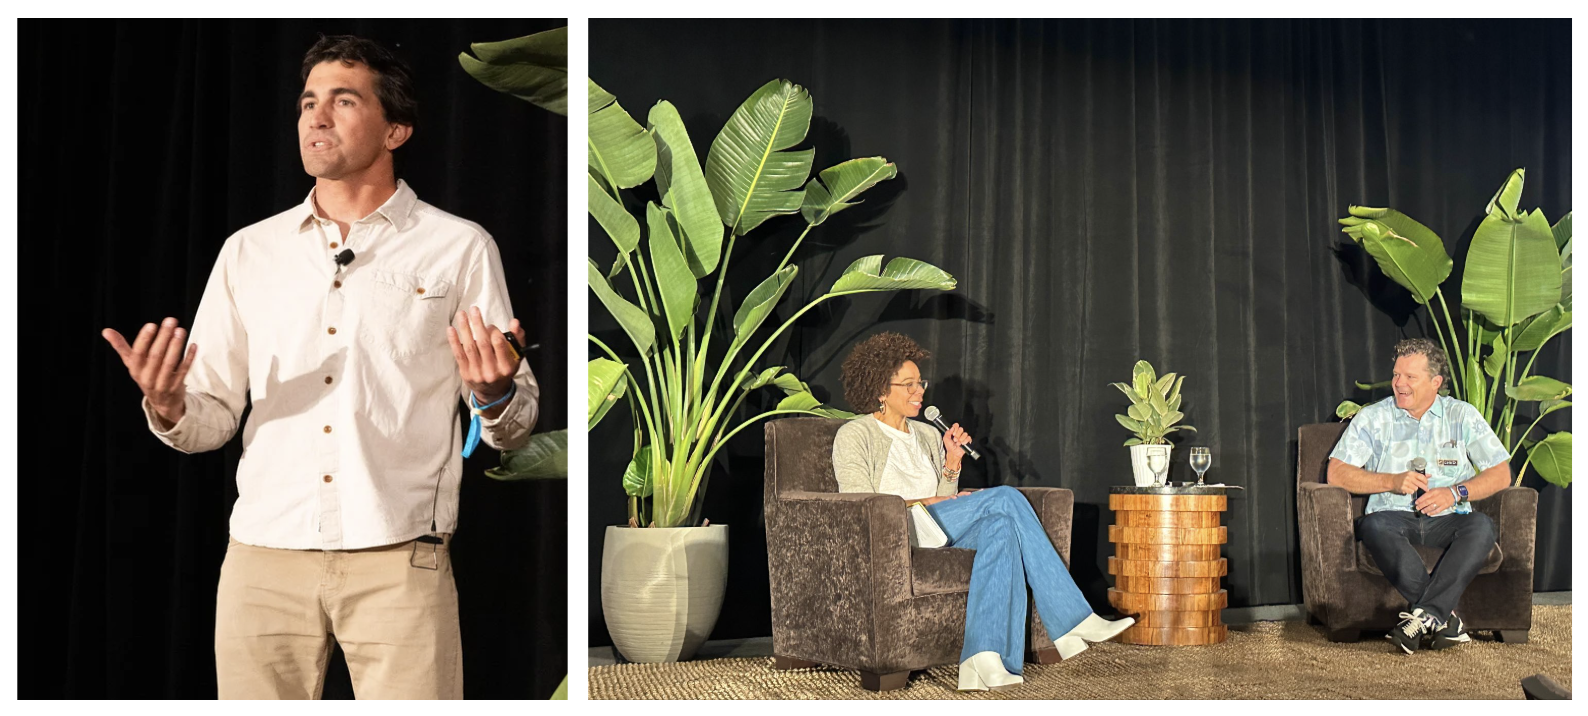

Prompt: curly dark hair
xmin=840 ymin=332 xmax=931 ymax=413
xmin=1394 ymin=337 xmax=1449 ymax=383
xmin=301 ymin=34 xmax=419 ymax=128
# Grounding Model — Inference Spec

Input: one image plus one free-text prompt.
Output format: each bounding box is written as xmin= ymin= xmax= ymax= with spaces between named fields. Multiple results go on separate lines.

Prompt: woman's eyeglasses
xmin=890 ymin=380 xmax=929 ymax=392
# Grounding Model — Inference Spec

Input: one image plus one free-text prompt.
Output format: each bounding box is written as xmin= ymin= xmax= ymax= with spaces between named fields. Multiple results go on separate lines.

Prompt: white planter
xmin=1129 ymin=444 xmax=1174 ymax=486
xmin=600 ymin=524 xmax=729 ymax=663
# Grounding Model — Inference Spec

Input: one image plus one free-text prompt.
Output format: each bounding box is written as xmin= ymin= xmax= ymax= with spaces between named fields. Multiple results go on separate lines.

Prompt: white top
xmin=877 ymin=419 xmax=940 ymax=501
xmin=142 ymin=180 xmax=539 ymax=550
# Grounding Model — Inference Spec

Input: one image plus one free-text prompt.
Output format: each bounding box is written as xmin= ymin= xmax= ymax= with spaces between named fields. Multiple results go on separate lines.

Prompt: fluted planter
xmin=600 ymin=524 xmax=729 ymax=663
xmin=1129 ymin=444 xmax=1174 ymax=486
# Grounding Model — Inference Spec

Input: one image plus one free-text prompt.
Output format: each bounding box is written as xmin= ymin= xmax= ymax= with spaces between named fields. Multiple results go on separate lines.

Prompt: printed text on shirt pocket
xmin=1436 ymin=446 xmax=1473 ymax=479
xmin=362 ymin=270 xmax=453 ymax=358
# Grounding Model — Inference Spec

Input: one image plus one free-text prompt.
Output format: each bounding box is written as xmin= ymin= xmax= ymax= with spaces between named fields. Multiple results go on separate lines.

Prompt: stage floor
xmin=589 ymin=602 xmax=1572 ymax=699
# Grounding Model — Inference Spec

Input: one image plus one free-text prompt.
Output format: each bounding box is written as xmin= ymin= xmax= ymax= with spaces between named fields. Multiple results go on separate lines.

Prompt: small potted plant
xmin=1111 ymin=360 xmax=1196 ymax=486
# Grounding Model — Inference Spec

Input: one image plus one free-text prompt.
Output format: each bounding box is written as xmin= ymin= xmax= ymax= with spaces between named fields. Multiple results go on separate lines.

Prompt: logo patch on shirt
xmin=1437 ymin=459 xmax=1459 ymax=467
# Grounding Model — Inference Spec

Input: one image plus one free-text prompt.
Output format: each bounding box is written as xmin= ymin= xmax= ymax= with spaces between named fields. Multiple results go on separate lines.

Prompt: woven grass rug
xmin=590 ymin=605 xmax=1571 ymax=699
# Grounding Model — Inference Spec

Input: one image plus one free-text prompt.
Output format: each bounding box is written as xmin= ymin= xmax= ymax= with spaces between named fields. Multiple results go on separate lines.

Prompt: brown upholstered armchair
xmin=1295 ymin=422 xmax=1537 ymax=643
xmin=763 ymin=417 xmax=1076 ymax=691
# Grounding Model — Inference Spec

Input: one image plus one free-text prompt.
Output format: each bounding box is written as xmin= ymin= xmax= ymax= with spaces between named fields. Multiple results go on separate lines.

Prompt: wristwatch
xmin=1455 ymin=484 xmax=1469 ymax=502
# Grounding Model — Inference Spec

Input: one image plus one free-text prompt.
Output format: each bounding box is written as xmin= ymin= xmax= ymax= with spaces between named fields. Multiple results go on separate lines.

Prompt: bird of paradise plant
xmin=587 ymin=78 xmax=957 ymax=528
xmin=1335 ymin=169 xmax=1571 ymax=487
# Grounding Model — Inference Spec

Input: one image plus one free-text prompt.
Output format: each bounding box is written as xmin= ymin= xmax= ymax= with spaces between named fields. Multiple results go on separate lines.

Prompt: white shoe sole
xmin=957 ymin=651 xmax=1024 ymax=692
xmin=1062 ymin=614 xmax=1137 ymax=643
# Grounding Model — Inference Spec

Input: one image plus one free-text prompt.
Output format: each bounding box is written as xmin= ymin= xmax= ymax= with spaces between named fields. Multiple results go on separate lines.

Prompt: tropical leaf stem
xmin=776 ymin=223 xmax=816 ymax=275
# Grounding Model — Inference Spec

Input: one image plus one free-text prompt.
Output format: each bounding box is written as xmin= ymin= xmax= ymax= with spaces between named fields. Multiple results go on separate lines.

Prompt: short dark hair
xmin=1394 ymin=338 xmax=1449 ymax=383
xmin=301 ymin=35 xmax=419 ymax=128
xmin=841 ymin=332 xmax=931 ymax=413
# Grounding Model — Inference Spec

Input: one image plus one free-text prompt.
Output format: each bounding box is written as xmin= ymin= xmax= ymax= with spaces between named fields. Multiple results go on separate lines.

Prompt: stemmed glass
xmin=1146 ymin=448 xmax=1170 ymax=487
xmin=1190 ymin=447 xmax=1212 ymax=486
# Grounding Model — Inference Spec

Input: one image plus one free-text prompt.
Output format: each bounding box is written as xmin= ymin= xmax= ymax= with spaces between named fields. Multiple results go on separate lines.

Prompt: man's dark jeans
xmin=1356 ymin=509 xmax=1498 ymax=625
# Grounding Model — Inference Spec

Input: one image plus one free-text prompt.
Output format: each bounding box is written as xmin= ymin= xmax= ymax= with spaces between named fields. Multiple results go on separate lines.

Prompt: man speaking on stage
xmin=1326 ymin=339 xmax=1510 ymax=656
xmin=99 ymin=35 xmax=537 ymax=699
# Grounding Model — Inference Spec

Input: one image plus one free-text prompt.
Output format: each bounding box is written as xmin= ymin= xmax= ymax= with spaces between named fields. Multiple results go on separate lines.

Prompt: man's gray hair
xmin=1394 ymin=338 xmax=1449 ymax=383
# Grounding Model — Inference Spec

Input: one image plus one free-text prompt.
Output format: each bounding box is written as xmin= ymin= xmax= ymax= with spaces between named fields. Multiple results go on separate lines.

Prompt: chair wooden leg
xmin=859 ymin=670 xmax=911 ymax=692
xmin=1496 ymin=629 xmax=1530 ymax=644
xmin=1028 ymin=647 xmax=1061 ymax=664
xmin=771 ymin=654 xmax=820 ymax=670
xmin=1326 ymin=628 xmax=1361 ymax=643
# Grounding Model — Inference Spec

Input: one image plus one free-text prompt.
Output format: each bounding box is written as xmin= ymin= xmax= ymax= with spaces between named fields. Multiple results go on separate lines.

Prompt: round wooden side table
xmin=1107 ymin=485 xmax=1230 ymax=645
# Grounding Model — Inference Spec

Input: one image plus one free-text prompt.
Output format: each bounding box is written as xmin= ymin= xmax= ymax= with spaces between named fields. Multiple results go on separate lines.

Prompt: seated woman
xmin=832 ymin=332 xmax=1133 ymax=691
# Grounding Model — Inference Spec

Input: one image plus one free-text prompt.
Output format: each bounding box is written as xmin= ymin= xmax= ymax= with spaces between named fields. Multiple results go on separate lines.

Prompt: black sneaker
xmin=1429 ymin=611 xmax=1471 ymax=650
xmin=1391 ymin=608 xmax=1440 ymax=654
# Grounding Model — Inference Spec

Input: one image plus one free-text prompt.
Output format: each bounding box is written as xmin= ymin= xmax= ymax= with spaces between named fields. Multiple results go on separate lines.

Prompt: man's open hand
xmin=102 ymin=317 xmax=196 ymax=428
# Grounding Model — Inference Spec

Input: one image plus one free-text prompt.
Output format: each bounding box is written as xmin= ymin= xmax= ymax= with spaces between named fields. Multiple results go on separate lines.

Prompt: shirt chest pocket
xmin=1434 ymin=445 xmax=1474 ymax=481
xmin=357 ymin=271 xmax=454 ymax=358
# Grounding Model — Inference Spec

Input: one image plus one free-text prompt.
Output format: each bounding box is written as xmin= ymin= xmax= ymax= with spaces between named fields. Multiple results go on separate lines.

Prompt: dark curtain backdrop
xmin=588 ymin=19 xmax=1571 ymax=647
xmin=19 ymin=19 xmax=567 ymax=698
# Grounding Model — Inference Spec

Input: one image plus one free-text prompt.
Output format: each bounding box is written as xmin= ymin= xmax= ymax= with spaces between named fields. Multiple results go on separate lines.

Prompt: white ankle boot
xmin=1062 ymin=613 xmax=1136 ymax=643
xmin=957 ymin=651 xmax=1024 ymax=692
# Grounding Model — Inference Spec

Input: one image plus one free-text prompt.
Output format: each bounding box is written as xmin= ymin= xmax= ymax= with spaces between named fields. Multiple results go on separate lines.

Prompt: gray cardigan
xmin=831 ymin=416 xmax=957 ymax=498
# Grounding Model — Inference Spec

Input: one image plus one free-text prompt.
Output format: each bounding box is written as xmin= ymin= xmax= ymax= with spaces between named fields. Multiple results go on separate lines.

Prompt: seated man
xmin=1326 ymin=338 xmax=1511 ymax=655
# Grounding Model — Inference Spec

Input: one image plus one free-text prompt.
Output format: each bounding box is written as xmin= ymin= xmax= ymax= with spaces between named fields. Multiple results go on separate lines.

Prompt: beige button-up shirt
xmin=143 ymin=180 xmax=538 ymax=549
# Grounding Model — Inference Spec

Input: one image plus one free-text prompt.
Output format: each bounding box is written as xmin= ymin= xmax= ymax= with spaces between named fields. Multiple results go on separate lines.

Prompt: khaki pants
xmin=215 ymin=535 xmax=462 ymax=699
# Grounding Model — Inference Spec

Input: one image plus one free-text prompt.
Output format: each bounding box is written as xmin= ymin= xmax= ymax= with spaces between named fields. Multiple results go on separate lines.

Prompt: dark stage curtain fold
xmin=20 ymin=19 xmax=567 ymax=698
xmin=588 ymin=18 xmax=1570 ymax=646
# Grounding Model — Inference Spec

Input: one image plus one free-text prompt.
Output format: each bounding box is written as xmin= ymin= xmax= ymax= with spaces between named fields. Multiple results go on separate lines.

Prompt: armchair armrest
xmin=773 ymin=490 xmax=913 ymax=607
xmin=1298 ymin=482 xmax=1357 ymax=574
xmin=1473 ymin=486 xmax=1537 ymax=573
xmin=1016 ymin=487 xmax=1074 ymax=565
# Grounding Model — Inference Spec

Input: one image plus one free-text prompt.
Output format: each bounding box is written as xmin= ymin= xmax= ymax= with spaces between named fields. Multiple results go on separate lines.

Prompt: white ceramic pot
xmin=1129 ymin=444 xmax=1174 ymax=486
xmin=600 ymin=524 xmax=729 ymax=663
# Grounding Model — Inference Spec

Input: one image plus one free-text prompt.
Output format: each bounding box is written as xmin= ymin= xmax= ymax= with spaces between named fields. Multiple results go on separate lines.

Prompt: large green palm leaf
xmin=1555 ymin=213 xmax=1571 ymax=309
xmin=1485 ymin=168 xmax=1525 ymax=221
xmin=801 ymin=157 xmax=897 ymax=226
xmin=704 ymin=79 xmax=814 ymax=236
xmin=829 ymin=255 xmax=957 ymax=293
xmin=588 ymin=174 xmax=638 ymax=256
xmin=587 ymin=259 xmax=655 ymax=356
xmin=485 ymin=430 xmax=569 ymax=481
xmin=649 ymin=101 xmax=723 ymax=276
xmin=1525 ymin=432 xmax=1572 ymax=488
xmin=589 ymin=80 xmax=655 ymax=191
xmin=588 ymin=358 xmax=628 ymax=430
xmin=1462 ymin=208 xmax=1561 ymax=326
xmin=646 ymin=203 xmax=695 ymax=342
xmin=731 ymin=266 xmax=798 ymax=350
xmin=1338 ymin=206 xmax=1452 ymax=304
xmin=458 ymin=27 xmax=568 ymax=115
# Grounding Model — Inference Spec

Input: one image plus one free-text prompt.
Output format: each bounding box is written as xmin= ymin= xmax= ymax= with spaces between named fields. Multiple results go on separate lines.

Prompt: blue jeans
xmin=1356 ymin=509 xmax=1498 ymax=624
xmin=926 ymin=486 xmax=1093 ymax=675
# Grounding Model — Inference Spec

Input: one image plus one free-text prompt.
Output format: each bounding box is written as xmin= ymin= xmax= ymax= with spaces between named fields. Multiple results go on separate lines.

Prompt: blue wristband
xmin=462 ymin=384 xmax=516 ymax=458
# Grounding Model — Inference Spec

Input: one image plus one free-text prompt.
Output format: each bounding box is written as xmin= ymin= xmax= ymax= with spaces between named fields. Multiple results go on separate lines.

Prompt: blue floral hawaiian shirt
xmin=1329 ymin=395 xmax=1510 ymax=516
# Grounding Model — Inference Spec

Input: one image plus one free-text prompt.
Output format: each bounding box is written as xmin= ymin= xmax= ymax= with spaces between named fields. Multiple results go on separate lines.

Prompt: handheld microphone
xmin=334 ymin=249 xmax=355 ymax=268
xmin=1408 ymin=457 xmax=1428 ymax=511
xmin=923 ymin=406 xmax=981 ymax=460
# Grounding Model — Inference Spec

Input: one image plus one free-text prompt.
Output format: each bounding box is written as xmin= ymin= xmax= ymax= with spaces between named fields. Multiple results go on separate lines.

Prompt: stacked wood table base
xmin=1107 ymin=490 xmax=1230 ymax=646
